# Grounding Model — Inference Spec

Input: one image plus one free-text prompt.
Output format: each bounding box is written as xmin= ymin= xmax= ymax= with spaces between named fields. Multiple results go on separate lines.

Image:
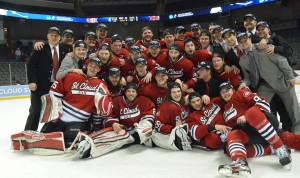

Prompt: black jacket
xmin=194 ymin=77 xmax=223 ymax=98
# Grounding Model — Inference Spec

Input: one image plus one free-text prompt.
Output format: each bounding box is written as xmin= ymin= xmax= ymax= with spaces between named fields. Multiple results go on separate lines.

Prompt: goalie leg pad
xmin=40 ymin=94 xmax=63 ymax=123
xmin=11 ymin=130 xmax=65 ymax=155
xmin=151 ymin=129 xmax=181 ymax=151
xmin=94 ymin=83 xmax=112 ymax=116
xmin=174 ymin=124 xmax=192 ymax=151
xmin=74 ymin=127 xmax=135 ymax=159
xmin=134 ymin=120 xmax=153 ymax=144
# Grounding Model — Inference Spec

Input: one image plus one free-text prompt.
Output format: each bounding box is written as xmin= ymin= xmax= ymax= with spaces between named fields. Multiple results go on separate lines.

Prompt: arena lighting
xmin=168 ymin=0 xmax=278 ymax=20
xmin=0 ymin=8 xmax=160 ymax=23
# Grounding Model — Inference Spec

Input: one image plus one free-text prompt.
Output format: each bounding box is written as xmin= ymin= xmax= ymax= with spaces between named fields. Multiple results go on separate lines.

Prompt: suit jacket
xmin=239 ymin=45 xmax=294 ymax=92
xmin=225 ymin=48 xmax=241 ymax=69
xmin=27 ymin=43 xmax=67 ymax=95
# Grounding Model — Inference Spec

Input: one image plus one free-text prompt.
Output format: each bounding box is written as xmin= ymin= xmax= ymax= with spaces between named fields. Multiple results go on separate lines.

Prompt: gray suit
xmin=239 ymin=45 xmax=300 ymax=133
xmin=56 ymin=56 xmax=80 ymax=80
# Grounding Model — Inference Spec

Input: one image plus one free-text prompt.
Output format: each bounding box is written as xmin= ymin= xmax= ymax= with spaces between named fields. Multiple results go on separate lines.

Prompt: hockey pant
xmin=152 ymin=124 xmax=192 ymax=151
xmin=11 ymin=130 xmax=65 ymax=155
xmin=76 ymin=127 xmax=135 ymax=158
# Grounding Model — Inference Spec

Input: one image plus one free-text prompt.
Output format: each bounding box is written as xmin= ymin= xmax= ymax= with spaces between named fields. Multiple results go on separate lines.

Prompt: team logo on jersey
xmin=120 ymin=105 xmax=141 ymax=119
xmin=243 ymin=91 xmax=250 ymax=97
xmin=203 ymin=103 xmax=221 ymax=124
xmin=71 ymin=82 xmax=98 ymax=91
xmin=167 ymin=69 xmax=183 ymax=78
xmin=200 ymin=116 xmax=207 ymax=124
xmin=223 ymin=104 xmax=237 ymax=122
xmin=156 ymin=97 xmax=163 ymax=105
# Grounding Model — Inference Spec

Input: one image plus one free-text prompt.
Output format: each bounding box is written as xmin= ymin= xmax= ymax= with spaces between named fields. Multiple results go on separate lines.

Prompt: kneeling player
xmin=153 ymin=82 xmax=192 ymax=151
xmin=11 ymin=58 xmax=113 ymax=155
xmin=74 ymin=82 xmax=156 ymax=159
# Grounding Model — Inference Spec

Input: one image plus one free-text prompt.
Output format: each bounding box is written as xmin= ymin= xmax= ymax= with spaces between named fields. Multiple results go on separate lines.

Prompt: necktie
xmin=248 ymin=51 xmax=260 ymax=90
xmin=53 ymin=47 xmax=59 ymax=80
xmin=205 ymin=82 xmax=210 ymax=96
xmin=78 ymin=59 xmax=83 ymax=69
xmin=234 ymin=45 xmax=242 ymax=58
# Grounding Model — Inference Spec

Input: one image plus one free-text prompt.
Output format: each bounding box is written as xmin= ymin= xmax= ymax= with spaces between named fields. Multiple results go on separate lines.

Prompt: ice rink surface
xmin=1 ymin=86 xmax=300 ymax=178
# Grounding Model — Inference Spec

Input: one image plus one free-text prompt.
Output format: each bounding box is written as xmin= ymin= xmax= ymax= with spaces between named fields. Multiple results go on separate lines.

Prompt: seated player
xmin=73 ymin=83 xmax=156 ymax=159
xmin=152 ymin=82 xmax=192 ymax=151
xmin=217 ymin=82 xmax=294 ymax=177
xmin=11 ymin=58 xmax=113 ymax=155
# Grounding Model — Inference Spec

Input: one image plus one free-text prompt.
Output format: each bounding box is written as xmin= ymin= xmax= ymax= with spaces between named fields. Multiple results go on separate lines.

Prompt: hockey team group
xmin=10 ymin=13 xmax=300 ymax=177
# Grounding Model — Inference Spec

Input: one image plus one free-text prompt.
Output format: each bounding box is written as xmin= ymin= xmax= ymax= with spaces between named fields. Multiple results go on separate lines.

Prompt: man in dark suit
xmin=25 ymin=27 xmax=68 ymax=131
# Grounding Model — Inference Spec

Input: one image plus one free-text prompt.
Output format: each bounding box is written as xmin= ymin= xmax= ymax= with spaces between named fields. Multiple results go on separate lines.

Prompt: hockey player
xmin=218 ymin=81 xmax=292 ymax=177
xmin=131 ymin=57 xmax=150 ymax=86
xmin=138 ymin=66 xmax=169 ymax=108
xmin=104 ymin=67 xmax=123 ymax=98
xmin=153 ymin=82 xmax=192 ymax=151
xmin=11 ymin=58 xmax=113 ymax=155
xmin=73 ymin=83 xmax=156 ymax=159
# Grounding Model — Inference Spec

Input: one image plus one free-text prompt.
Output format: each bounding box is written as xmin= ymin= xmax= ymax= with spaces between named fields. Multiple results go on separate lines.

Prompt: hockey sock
xmin=245 ymin=144 xmax=272 ymax=158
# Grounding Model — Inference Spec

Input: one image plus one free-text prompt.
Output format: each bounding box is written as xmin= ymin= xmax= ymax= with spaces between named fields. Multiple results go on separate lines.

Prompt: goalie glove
xmin=40 ymin=94 xmax=63 ymax=123
xmin=134 ymin=120 xmax=153 ymax=144
xmin=94 ymin=83 xmax=112 ymax=116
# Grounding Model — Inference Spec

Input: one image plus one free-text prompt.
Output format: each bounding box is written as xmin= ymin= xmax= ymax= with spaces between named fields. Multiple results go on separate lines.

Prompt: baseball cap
xmin=155 ymin=66 xmax=168 ymax=75
xmin=142 ymin=26 xmax=152 ymax=33
xmin=175 ymin=26 xmax=186 ymax=33
xmin=108 ymin=67 xmax=120 ymax=76
xmin=222 ymin=28 xmax=235 ymax=38
xmin=98 ymin=43 xmax=111 ymax=51
xmin=125 ymin=37 xmax=135 ymax=45
xmin=167 ymin=82 xmax=181 ymax=90
xmin=212 ymin=25 xmax=223 ymax=33
xmin=135 ymin=57 xmax=147 ymax=66
xmin=124 ymin=82 xmax=139 ymax=91
xmin=48 ymin=27 xmax=60 ymax=34
xmin=130 ymin=45 xmax=141 ymax=53
xmin=168 ymin=43 xmax=180 ymax=52
xmin=89 ymin=57 xmax=102 ymax=67
xmin=111 ymin=34 xmax=122 ymax=43
xmin=219 ymin=81 xmax=233 ymax=91
xmin=163 ymin=29 xmax=174 ymax=38
xmin=191 ymin=23 xmax=201 ymax=30
xmin=188 ymin=92 xmax=202 ymax=102
xmin=96 ymin=23 xmax=108 ymax=31
xmin=62 ymin=29 xmax=74 ymax=37
xmin=73 ymin=40 xmax=87 ymax=48
xmin=196 ymin=61 xmax=213 ymax=71
xmin=148 ymin=40 xmax=160 ymax=48
xmin=244 ymin=14 xmax=256 ymax=21
xmin=236 ymin=33 xmax=249 ymax=42
xmin=85 ymin=31 xmax=96 ymax=38
xmin=256 ymin=21 xmax=270 ymax=29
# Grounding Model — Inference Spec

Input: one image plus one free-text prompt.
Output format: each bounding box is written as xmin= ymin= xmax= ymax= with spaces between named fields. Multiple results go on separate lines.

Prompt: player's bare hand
xmin=258 ymin=39 xmax=267 ymax=50
xmin=112 ymin=123 xmax=124 ymax=134
xmin=181 ymin=83 xmax=188 ymax=92
xmin=266 ymin=45 xmax=275 ymax=55
xmin=237 ymin=115 xmax=247 ymax=125
xmin=215 ymin=125 xmax=232 ymax=134
xmin=224 ymin=65 xmax=232 ymax=73
xmin=232 ymin=65 xmax=240 ymax=74
xmin=34 ymin=42 xmax=44 ymax=50
xmin=66 ymin=52 xmax=74 ymax=58
xmin=72 ymin=69 xmax=84 ymax=74
xmin=142 ymin=72 xmax=152 ymax=83
xmin=186 ymin=88 xmax=195 ymax=94
xmin=28 ymin=83 xmax=37 ymax=91
xmin=120 ymin=77 xmax=127 ymax=86
xmin=238 ymin=82 xmax=247 ymax=90
xmin=89 ymin=53 xmax=97 ymax=59
xmin=289 ymin=78 xmax=296 ymax=86
xmin=202 ymin=95 xmax=210 ymax=105
xmin=119 ymin=58 xmax=125 ymax=66
xmin=126 ymin=76 xmax=133 ymax=83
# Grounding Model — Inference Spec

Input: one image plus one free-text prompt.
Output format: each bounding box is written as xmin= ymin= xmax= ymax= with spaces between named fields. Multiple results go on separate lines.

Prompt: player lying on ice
xmin=11 ymin=58 xmax=113 ymax=155
xmin=216 ymin=81 xmax=300 ymax=177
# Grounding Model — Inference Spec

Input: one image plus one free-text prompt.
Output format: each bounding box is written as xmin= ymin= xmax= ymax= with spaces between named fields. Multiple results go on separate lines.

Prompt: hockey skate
xmin=74 ymin=139 xmax=91 ymax=159
xmin=218 ymin=158 xmax=251 ymax=177
xmin=274 ymin=145 xmax=292 ymax=170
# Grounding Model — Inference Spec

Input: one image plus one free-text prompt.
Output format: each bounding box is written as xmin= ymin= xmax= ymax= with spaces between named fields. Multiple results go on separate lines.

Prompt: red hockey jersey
xmin=155 ymin=101 xmax=189 ymax=134
xmin=223 ymin=89 xmax=271 ymax=128
xmin=186 ymin=97 xmax=225 ymax=141
xmin=104 ymin=95 xmax=156 ymax=132
xmin=138 ymin=81 xmax=168 ymax=108
xmin=50 ymin=73 xmax=112 ymax=122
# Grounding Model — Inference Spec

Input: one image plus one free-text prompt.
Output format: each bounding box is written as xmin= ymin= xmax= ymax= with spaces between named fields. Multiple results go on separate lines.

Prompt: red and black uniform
xmin=138 ymin=81 xmax=168 ymax=108
xmin=156 ymin=56 xmax=195 ymax=83
xmin=155 ymin=101 xmax=189 ymax=134
xmin=186 ymin=97 xmax=225 ymax=149
xmin=223 ymin=89 xmax=284 ymax=161
xmin=184 ymin=49 xmax=212 ymax=67
xmin=104 ymin=95 xmax=156 ymax=134
xmin=213 ymin=70 xmax=242 ymax=90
